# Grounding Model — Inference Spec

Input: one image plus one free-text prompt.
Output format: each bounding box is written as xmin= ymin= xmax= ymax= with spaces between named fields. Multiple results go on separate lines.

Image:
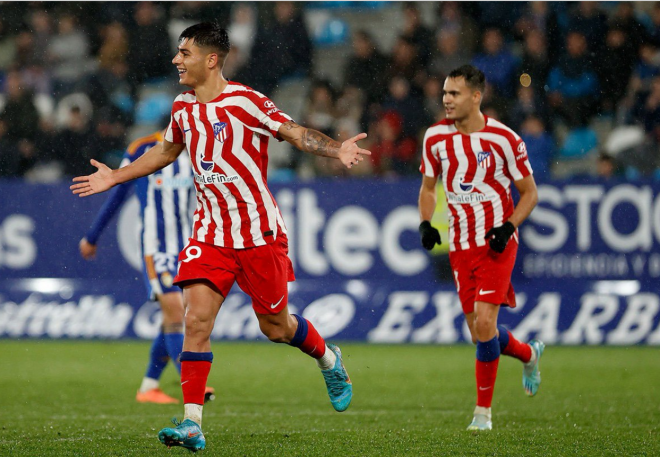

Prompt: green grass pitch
xmin=0 ymin=341 xmax=658 ymax=456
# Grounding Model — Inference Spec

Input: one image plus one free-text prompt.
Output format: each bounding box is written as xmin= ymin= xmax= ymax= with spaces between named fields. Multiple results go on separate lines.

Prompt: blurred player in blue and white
xmin=79 ymin=130 xmax=213 ymax=404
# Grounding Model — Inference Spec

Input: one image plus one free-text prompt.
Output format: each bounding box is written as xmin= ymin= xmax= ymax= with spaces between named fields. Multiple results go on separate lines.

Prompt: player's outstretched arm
xmin=278 ymin=121 xmax=371 ymax=169
xmin=70 ymin=141 xmax=185 ymax=197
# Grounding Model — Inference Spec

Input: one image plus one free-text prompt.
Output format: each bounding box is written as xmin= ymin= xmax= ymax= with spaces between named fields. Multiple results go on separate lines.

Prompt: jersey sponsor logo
xmin=200 ymin=159 xmax=215 ymax=172
xmin=264 ymin=100 xmax=275 ymax=109
xmin=194 ymin=172 xmax=239 ymax=185
xmin=516 ymin=142 xmax=527 ymax=160
xmin=447 ymin=192 xmax=489 ymax=204
xmin=213 ymin=121 xmax=228 ymax=143
xmin=477 ymin=151 xmax=492 ymax=169
xmin=458 ymin=175 xmax=474 ymax=193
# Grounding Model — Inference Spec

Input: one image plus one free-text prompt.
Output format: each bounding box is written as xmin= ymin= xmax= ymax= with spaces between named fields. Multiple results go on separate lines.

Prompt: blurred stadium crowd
xmin=1 ymin=1 xmax=660 ymax=182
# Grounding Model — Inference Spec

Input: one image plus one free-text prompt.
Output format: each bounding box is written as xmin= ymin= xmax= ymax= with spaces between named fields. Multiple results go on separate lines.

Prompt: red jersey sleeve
xmin=503 ymin=137 xmax=533 ymax=181
xmin=252 ymin=93 xmax=293 ymax=141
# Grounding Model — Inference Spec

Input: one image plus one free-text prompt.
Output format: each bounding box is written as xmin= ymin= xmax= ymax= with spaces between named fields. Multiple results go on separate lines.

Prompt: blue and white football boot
xmin=158 ymin=418 xmax=206 ymax=452
xmin=321 ymin=343 xmax=352 ymax=412
xmin=523 ymin=339 xmax=545 ymax=396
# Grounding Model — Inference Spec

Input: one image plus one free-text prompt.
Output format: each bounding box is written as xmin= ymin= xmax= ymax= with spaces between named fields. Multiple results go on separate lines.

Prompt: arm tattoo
xmin=282 ymin=121 xmax=302 ymax=131
xmin=301 ymin=128 xmax=341 ymax=158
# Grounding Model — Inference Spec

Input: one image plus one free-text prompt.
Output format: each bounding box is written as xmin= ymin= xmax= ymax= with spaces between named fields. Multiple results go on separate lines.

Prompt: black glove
xmin=485 ymin=221 xmax=515 ymax=253
xmin=419 ymin=221 xmax=441 ymax=250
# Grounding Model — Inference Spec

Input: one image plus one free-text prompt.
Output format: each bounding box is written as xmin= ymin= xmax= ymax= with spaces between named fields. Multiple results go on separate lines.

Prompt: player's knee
xmin=474 ymin=317 xmax=496 ymax=340
xmin=184 ymin=312 xmax=213 ymax=334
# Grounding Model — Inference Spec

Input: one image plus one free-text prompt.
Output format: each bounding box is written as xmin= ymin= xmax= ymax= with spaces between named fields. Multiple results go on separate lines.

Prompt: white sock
xmin=474 ymin=405 xmax=492 ymax=420
xmin=316 ymin=345 xmax=337 ymax=370
xmin=139 ymin=377 xmax=159 ymax=393
xmin=184 ymin=404 xmax=203 ymax=427
xmin=525 ymin=345 xmax=537 ymax=366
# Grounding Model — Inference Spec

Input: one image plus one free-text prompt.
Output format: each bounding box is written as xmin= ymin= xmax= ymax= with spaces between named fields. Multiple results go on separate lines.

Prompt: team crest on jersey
xmin=477 ymin=151 xmax=492 ymax=169
xmin=213 ymin=122 xmax=228 ymax=143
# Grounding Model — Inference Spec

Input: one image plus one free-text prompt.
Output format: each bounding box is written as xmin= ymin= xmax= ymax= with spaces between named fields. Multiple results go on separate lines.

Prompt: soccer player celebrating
xmin=79 ymin=130 xmax=216 ymax=405
xmin=418 ymin=65 xmax=544 ymax=431
xmin=71 ymin=22 xmax=370 ymax=451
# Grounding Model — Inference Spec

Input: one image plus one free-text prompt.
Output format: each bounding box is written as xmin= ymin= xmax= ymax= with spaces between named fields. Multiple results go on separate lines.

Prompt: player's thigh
xmin=235 ymin=236 xmax=293 ymax=315
xmin=157 ymin=291 xmax=184 ymax=325
xmin=181 ymin=280 xmax=225 ymax=323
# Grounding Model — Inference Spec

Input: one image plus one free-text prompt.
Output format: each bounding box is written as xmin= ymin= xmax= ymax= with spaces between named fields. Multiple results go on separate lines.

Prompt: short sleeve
xmin=252 ymin=93 xmax=294 ymax=141
xmin=419 ymin=128 xmax=441 ymax=178
xmin=164 ymin=113 xmax=184 ymax=144
xmin=509 ymin=138 xmax=533 ymax=180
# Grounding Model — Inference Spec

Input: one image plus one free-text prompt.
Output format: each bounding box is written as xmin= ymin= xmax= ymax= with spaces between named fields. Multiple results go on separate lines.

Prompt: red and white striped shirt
xmin=165 ymin=81 xmax=293 ymax=249
xmin=419 ymin=116 xmax=533 ymax=252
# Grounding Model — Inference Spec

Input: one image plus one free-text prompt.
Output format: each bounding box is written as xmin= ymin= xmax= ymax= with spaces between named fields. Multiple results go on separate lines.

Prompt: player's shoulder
xmin=484 ymin=116 xmax=521 ymax=142
xmin=424 ymin=118 xmax=456 ymax=139
xmin=127 ymin=131 xmax=161 ymax=157
xmin=173 ymin=90 xmax=197 ymax=105
xmin=221 ymin=81 xmax=271 ymax=103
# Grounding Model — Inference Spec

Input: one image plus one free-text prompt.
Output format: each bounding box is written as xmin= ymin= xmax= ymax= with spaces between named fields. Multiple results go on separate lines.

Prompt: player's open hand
xmin=339 ymin=133 xmax=371 ymax=169
xmin=79 ymin=238 xmax=97 ymax=260
xmin=70 ymin=159 xmax=115 ymax=197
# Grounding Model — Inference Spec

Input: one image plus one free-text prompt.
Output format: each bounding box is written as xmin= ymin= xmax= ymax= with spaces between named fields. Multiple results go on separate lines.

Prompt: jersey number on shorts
xmin=154 ymin=253 xmax=177 ymax=273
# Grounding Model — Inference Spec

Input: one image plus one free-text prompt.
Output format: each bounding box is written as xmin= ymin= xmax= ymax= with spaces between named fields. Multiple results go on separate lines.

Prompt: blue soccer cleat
xmin=321 ymin=343 xmax=352 ymax=412
xmin=523 ymin=339 xmax=545 ymax=396
xmin=158 ymin=418 xmax=206 ymax=452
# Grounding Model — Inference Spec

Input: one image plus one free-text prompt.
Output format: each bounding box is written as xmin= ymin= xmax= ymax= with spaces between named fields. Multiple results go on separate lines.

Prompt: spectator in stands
xmin=596 ymin=152 xmax=620 ymax=180
xmin=547 ymin=31 xmax=599 ymax=128
xmin=519 ymin=29 xmax=551 ymax=100
xmin=422 ymin=75 xmax=444 ymax=125
xmin=302 ymin=80 xmax=337 ymax=134
xmin=472 ymin=28 xmax=519 ymax=98
xmin=386 ymin=36 xmax=425 ymax=92
xmin=343 ymin=29 xmax=388 ymax=106
xmin=631 ymin=75 xmax=660 ymax=134
xmin=436 ymin=2 xmax=478 ymax=54
xmin=369 ymin=110 xmax=417 ymax=176
xmin=382 ymin=76 xmax=425 ymax=138
xmin=0 ymin=70 xmax=40 ymax=144
xmin=595 ymin=27 xmax=636 ymax=113
xmin=401 ymin=2 xmax=434 ymax=68
xmin=52 ymin=105 xmax=95 ymax=177
xmin=648 ymin=2 xmax=660 ymax=47
xmin=567 ymin=2 xmax=608 ymax=53
xmin=127 ymin=2 xmax=172 ymax=97
xmin=48 ymin=13 xmax=93 ymax=97
xmin=29 ymin=10 xmax=52 ymax=64
xmin=514 ymin=2 xmax=561 ymax=63
xmin=244 ymin=1 xmax=312 ymax=94
xmin=225 ymin=3 xmax=257 ymax=79
xmin=508 ymin=86 xmax=548 ymax=131
xmin=429 ymin=29 xmax=468 ymax=79
xmin=520 ymin=115 xmax=554 ymax=180
xmin=609 ymin=1 xmax=648 ymax=52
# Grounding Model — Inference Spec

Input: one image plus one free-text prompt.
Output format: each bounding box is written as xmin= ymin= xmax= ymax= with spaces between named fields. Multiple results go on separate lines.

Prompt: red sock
xmin=502 ymin=331 xmax=532 ymax=363
xmin=475 ymin=358 xmax=499 ymax=408
xmin=290 ymin=315 xmax=326 ymax=359
xmin=180 ymin=352 xmax=213 ymax=404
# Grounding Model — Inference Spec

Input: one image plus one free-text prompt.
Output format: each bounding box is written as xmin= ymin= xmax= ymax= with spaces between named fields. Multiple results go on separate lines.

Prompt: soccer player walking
xmin=72 ymin=22 xmax=370 ymax=451
xmin=418 ymin=65 xmax=544 ymax=431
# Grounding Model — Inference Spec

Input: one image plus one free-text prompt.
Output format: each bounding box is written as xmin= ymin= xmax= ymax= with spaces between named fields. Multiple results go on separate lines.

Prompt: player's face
xmin=172 ymin=38 xmax=208 ymax=87
xmin=443 ymin=77 xmax=479 ymax=121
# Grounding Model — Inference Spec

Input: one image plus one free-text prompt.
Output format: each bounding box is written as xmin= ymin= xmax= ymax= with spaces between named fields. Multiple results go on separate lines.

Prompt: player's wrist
xmin=419 ymin=220 xmax=433 ymax=232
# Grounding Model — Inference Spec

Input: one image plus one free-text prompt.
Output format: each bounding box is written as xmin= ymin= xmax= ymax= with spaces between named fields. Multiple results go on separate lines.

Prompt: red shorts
xmin=174 ymin=235 xmax=295 ymax=315
xmin=448 ymin=237 xmax=518 ymax=314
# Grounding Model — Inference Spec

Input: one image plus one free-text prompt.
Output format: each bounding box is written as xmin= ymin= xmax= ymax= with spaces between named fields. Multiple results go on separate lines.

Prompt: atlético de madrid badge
xmin=213 ymin=122 xmax=228 ymax=143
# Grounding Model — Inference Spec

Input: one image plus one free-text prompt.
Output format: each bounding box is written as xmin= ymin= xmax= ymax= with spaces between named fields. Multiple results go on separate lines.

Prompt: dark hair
xmin=448 ymin=65 xmax=486 ymax=93
xmin=179 ymin=22 xmax=231 ymax=58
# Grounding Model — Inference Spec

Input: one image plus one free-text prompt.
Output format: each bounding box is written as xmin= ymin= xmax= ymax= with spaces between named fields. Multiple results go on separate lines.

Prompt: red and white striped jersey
xmin=164 ymin=81 xmax=293 ymax=249
xmin=419 ymin=116 xmax=533 ymax=252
